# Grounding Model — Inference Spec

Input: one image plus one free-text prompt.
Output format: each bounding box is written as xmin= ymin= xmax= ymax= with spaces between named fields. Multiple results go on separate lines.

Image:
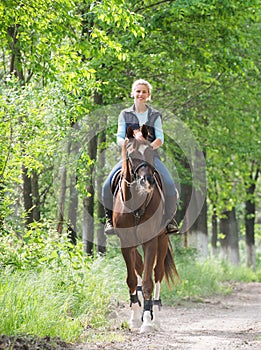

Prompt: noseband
xmin=128 ymin=158 xmax=155 ymax=181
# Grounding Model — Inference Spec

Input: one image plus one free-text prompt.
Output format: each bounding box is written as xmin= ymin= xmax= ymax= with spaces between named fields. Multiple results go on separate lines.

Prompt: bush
xmin=0 ymin=224 xmax=127 ymax=341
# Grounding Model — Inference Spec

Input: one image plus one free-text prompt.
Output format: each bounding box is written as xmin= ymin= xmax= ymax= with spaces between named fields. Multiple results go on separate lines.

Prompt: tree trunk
xmin=187 ymin=149 xmax=208 ymax=257
xmin=57 ymin=163 xmax=67 ymax=234
xmin=22 ymin=165 xmax=33 ymax=226
xmin=57 ymin=142 xmax=70 ymax=234
xmin=220 ymin=208 xmax=240 ymax=265
xmin=67 ymin=122 xmax=80 ymax=245
xmin=188 ymin=195 xmax=208 ymax=257
xmin=31 ymin=170 xmax=40 ymax=221
xmin=219 ymin=211 xmax=229 ymax=259
xmin=82 ymin=134 xmax=97 ymax=256
xmin=211 ymin=208 xmax=218 ymax=256
xmin=8 ymin=24 xmax=25 ymax=81
xmin=173 ymin=153 xmax=192 ymax=249
xmin=245 ymin=168 xmax=259 ymax=269
xmin=96 ymin=130 xmax=107 ymax=255
xmin=68 ymin=172 xmax=78 ymax=245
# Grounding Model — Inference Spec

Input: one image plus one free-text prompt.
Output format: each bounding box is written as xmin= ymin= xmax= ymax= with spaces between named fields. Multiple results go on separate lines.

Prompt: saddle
xmin=111 ymin=169 xmax=122 ymax=196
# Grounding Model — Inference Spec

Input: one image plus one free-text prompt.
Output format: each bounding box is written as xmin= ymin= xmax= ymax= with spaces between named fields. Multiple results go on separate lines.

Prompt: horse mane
xmin=121 ymin=125 xmax=150 ymax=175
xmin=121 ymin=139 xmax=128 ymax=174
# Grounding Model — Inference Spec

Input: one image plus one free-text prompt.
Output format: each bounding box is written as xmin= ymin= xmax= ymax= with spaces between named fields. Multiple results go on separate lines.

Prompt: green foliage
xmin=0 ymin=229 xmax=260 ymax=341
xmin=0 ymin=5 xmax=261 ymax=339
xmin=161 ymin=239 xmax=260 ymax=304
xmin=0 ymin=270 xmax=83 ymax=340
xmin=0 ymin=225 xmax=127 ymax=340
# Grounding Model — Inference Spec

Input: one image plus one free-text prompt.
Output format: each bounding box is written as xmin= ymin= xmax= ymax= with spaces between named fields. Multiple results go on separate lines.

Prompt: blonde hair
xmin=131 ymin=79 xmax=153 ymax=101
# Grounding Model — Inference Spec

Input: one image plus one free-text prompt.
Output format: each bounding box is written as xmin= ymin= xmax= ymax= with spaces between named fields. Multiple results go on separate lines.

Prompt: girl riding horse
xmin=102 ymin=79 xmax=179 ymax=235
xmin=113 ymin=125 xmax=180 ymax=332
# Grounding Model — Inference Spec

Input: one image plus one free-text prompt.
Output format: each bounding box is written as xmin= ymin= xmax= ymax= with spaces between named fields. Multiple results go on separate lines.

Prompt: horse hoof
xmin=140 ymin=324 xmax=155 ymax=333
xmin=140 ymin=311 xmax=155 ymax=333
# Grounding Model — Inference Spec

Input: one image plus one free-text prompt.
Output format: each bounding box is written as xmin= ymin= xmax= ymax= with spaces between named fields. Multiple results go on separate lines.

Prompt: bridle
xmin=130 ymin=160 xmax=155 ymax=180
xmin=125 ymin=152 xmax=165 ymax=207
xmin=120 ymin=147 xmax=165 ymax=221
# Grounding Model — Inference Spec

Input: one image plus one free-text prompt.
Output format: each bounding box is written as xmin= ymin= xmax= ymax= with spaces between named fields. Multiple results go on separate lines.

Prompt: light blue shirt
xmin=117 ymin=110 xmax=164 ymax=146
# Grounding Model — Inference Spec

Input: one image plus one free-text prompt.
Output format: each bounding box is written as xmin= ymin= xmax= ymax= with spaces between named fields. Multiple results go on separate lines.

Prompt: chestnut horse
xmin=113 ymin=125 xmax=180 ymax=333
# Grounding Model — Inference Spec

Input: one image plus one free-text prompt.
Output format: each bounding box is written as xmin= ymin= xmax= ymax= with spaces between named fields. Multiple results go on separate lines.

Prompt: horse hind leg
xmin=152 ymin=281 xmax=162 ymax=330
xmin=151 ymin=233 xmax=169 ymax=330
xmin=136 ymin=275 xmax=143 ymax=307
xmin=152 ymin=265 xmax=164 ymax=330
xmin=135 ymin=249 xmax=144 ymax=309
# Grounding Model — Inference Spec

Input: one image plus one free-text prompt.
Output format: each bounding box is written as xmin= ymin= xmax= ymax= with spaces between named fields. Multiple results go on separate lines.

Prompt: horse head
xmin=124 ymin=126 xmax=155 ymax=191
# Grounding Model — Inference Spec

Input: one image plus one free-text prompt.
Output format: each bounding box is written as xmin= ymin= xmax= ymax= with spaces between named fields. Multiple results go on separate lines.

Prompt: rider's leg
xmin=102 ymin=161 xmax=122 ymax=235
xmin=165 ymin=193 xmax=179 ymax=233
xmin=154 ymin=157 xmax=179 ymax=233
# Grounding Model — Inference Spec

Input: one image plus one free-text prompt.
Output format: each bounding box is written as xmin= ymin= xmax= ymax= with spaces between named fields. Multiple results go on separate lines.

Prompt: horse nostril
xmin=140 ymin=178 xmax=146 ymax=186
xmin=140 ymin=176 xmax=154 ymax=186
xmin=148 ymin=176 xmax=155 ymax=185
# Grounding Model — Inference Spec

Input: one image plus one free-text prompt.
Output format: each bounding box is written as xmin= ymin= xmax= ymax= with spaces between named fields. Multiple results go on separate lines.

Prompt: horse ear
xmin=141 ymin=125 xmax=148 ymax=139
xmin=126 ymin=126 xmax=134 ymax=139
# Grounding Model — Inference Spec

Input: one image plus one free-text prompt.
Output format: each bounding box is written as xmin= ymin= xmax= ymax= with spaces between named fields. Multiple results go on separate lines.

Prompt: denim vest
xmin=122 ymin=104 xmax=162 ymax=143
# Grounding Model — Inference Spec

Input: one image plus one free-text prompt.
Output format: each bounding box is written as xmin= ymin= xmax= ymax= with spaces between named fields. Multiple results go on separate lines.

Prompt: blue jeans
xmin=102 ymin=157 xmax=178 ymax=222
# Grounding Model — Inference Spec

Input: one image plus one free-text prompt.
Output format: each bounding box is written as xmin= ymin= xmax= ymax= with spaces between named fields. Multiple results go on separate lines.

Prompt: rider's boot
xmin=167 ymin=217 xmax=179 ymax=234
xmin=104 ymin=208 xmax=115 ymax=235
xmin=165 ymin=192 xmax=179 ymax=234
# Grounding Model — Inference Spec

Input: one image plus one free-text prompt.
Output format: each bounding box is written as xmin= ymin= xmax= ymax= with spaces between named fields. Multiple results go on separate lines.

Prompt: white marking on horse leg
xmin=137 ymin=275 xmax=144 ymax=308
xmin=154 ymin=281 xmax=160 ymax=300
xmin=137 ymin=275 xmax=143 ymax=287
xmin=129 ymin=298 xmax=142 ymax=330
xmin=140 ymin=310 xmax=154 ymax=333
xmin=153 ymin=282 xmax=162 ymax=330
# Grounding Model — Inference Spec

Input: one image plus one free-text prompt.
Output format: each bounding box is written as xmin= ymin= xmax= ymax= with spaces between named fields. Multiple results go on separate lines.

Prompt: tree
xmin=1 ymin=0 xmax=260 ymax=265
xmin=0 ymin=0 xmax=144 ymax=242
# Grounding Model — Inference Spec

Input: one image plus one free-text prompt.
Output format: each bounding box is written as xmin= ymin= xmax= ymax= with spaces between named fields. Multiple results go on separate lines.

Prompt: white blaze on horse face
xmin=138 ymin=144 xmax=148 ymax=156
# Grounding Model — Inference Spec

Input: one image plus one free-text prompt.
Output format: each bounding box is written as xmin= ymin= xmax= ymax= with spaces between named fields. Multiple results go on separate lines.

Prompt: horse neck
xmin=121 ymin=159 xmax=151 ymax=211
xmin=121 ymin=159 xmax=133 ymax=202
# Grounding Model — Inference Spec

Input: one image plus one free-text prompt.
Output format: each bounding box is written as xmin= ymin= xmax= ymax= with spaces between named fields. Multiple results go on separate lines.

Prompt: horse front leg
xmin=140 ymin=237 xmax=158 ymax=333
xmin=121 ymin=247 xmax=142 ymax=330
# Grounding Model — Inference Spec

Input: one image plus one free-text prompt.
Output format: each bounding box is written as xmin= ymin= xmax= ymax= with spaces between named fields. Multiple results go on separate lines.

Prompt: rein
xmin=119 ymin=155 xmax=161 ymax=224
xmin=119 ymin=157 xmax=154 ymax=217
xmin=121 ymin=158 xmax=155 ymax=187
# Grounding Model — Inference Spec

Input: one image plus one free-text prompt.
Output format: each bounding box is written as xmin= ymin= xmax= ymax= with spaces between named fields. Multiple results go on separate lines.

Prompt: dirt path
xmin=76 ymin=282 xmax=261 ymax=350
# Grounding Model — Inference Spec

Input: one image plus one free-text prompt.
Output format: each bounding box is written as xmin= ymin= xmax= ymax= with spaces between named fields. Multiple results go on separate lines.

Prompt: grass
xmin=0 ymin=231 xmax=260 ymax=343
xmin=1 ymin=270 xmax=83 ymax=340
xmin=161 ymin=238 xmax=261 ymax=304
xmin=0 ymin=242 xmax=127 ymax=342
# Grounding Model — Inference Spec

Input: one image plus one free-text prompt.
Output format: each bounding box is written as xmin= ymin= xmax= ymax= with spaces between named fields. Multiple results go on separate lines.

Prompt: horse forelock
xmin=127 ymin=138 xmax=151 ymax=156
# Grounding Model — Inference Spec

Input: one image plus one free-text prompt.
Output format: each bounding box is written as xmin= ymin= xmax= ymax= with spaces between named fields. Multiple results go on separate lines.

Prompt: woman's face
xmin=133 ymin=84 xmax=150 ymax=104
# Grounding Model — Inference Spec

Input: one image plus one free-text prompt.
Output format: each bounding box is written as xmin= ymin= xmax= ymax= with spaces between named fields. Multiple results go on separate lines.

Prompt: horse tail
xmin=164 ymin=239 xmax=181 ymax=288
